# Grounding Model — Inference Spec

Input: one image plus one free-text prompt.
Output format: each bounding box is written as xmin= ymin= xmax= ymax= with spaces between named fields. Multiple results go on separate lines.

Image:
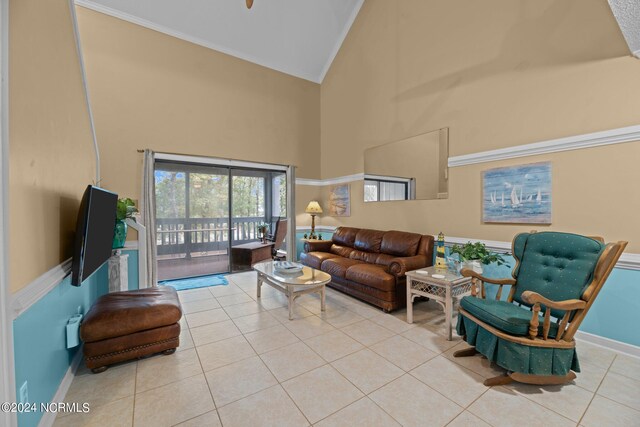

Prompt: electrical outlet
xmin=19 ymin=381 xmax=28 ymax=404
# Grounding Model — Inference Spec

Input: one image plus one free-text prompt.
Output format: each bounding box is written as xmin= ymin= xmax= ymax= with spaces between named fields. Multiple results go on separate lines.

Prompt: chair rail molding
xmin=448 ymin=124 xmax=640 ymax=167
xmin=296 ymin=173 xmax=364 ymax=186
xmin=10 ymin=259 xmax=73 ymax=320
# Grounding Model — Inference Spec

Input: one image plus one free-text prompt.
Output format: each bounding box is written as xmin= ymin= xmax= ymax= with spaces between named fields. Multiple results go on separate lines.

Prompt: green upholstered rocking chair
xmin=455 ymin=231 xmax=627 ymax=386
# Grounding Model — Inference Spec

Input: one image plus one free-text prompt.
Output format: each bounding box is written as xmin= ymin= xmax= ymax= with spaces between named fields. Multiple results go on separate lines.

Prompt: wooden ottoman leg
xmin=162 ymin=348 xmax=176 ymax=355
xmin=91 ymin=366 xmax=108 ymax=374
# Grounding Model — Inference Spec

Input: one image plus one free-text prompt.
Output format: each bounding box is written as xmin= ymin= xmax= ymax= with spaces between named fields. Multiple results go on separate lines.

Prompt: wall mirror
xmin=364 ymin=128 xmax=449 ymax=202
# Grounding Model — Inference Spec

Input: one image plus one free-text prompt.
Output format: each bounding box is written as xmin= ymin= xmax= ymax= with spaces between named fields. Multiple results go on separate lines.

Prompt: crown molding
xmin=448 ymin=124 xmax=640 ymax=167
xmin=296 ymin=173 xmax=364 ymax=186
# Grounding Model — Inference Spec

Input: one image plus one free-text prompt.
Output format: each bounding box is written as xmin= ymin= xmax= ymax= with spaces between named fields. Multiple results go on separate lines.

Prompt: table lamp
xmin=305 ymin=201 xmax=323 ymax=239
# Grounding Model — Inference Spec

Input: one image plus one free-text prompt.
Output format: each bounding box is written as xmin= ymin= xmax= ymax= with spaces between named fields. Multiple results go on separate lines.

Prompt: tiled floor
xmin=56 ymin=271 xmax=640 ymax=427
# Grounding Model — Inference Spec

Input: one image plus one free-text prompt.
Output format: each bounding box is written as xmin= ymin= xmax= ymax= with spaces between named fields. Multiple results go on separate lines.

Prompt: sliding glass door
xmin=155 ymin=160 xmax=287 ymax=281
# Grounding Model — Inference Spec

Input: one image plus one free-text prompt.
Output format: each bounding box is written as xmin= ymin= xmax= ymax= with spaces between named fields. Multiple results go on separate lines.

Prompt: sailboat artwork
xmin=482 ymin=162 xmax=552 ymax=224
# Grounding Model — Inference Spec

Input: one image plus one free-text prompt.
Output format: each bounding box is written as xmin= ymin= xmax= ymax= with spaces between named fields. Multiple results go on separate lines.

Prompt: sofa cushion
xmin=345 ymin=264 xmax=396 ymax=292
xmin=354 ymin=229 xmax=385 ymax=252
xmin=350 ymin=250 xmax=380 ymax=264
xmin=380 ymin=231 xmax=422 ymax=257
xmin=321 ymin=257 xmax=363 ymax=278
xmin=330 ymin=244 xmax=354 ymax=258
xmin=300 ymin=251 xmax=340 ymax=270
xmin=460 ymin=296 xmax=558 ymax=338
xmin=332 ymin=227 xmax=360 ymax=247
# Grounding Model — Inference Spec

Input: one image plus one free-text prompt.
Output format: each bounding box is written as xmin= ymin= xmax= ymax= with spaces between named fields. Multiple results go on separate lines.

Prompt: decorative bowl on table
xmin=274 ymin=261 xmax=304 ymax=274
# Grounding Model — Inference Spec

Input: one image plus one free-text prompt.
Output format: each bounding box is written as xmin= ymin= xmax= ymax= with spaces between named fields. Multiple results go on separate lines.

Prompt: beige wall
xmin=9 ymin=0 xmax=97 ymax=292
xmin=319 ymin=0 xmax=640 ymax=251
xmin=75 ymin=7 xmax=321 ymax=211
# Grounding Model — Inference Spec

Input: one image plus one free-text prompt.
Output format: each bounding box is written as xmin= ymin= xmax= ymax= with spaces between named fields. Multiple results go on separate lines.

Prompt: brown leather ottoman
xmin=80 ymin=287 xmax=182 ymax=373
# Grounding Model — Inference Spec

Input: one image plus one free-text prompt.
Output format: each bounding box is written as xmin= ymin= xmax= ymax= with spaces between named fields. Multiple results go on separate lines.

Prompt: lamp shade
xmin=305 ymin=201 xmax=323 ymax=214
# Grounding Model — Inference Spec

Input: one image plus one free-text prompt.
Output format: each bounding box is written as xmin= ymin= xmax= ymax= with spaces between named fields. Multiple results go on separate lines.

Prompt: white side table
xmin=406 ymin=266 xmax=473 ymax=340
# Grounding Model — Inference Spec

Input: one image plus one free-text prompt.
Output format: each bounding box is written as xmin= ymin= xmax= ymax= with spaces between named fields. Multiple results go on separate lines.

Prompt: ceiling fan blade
xmin=246 ymin=0 xmax=254 ymax=9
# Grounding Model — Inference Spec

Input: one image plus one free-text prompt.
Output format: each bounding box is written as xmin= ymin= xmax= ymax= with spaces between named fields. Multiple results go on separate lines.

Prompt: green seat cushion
xmin=460 ymin=296 xmax=558 ymax=338
xmin=512 ymin=232 xmax=604 ymax=318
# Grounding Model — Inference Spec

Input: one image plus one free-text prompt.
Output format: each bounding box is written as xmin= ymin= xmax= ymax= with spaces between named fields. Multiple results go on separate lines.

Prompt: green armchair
xmin=455 ymin=231 xmax=627 ymax=386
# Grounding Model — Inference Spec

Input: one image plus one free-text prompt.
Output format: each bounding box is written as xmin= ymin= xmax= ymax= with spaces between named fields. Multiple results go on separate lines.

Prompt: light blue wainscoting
xmin=13 ymin=250 xmax=140 ymax=427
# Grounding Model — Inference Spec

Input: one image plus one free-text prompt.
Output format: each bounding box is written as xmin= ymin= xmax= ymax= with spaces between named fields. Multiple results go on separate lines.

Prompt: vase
xmin=112 ymin=220 xmax=128 ymax=249
xmin=461 ymin=260 xmax=483 ymax=274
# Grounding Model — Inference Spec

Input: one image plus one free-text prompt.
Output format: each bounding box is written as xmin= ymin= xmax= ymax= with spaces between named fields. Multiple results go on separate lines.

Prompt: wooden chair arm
xmin=520 ymin=291 xmax=586 ymax=311
xmin=459 ymin=269 xmax=516 ymax=285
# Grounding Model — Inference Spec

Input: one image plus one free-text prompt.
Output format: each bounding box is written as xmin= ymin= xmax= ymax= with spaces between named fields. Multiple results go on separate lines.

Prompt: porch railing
xmin=156 ymin=216 xmax=266 ymax=257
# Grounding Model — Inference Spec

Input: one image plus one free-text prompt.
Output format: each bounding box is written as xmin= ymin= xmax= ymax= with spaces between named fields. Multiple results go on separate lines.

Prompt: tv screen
xmin=71 ymin=185 xmax=118 ymax=286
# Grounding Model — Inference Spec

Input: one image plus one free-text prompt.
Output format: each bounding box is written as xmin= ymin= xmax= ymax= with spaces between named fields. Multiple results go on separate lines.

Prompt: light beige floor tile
xmin=65 ymin=362 xmax=136 ymax=408
xmin=442 ymin=342 xmax=505 ymax=379
xmin=468 ymin=387 xmax=575 ymax=427
xmin=282 ymin=314 xmax=336 ymax=340
xmin=178 ymin=327 xmax=194 ymax=352
xmin=216 ymin=292 xmax=253 ymax=307
xmin=231 ymin=310 xmax=281 ymax=334
xmin=260 ymin=341 xmax=326 ymax=381
xmin=304 ymin=330 xmax=364 ymax=362
xmin=136 ymin=348 xmax=202 ymax=393
xmin=133 ymin=374 xmax=214 ymax=427
xmin=609 ymin=353 xmax=640 ymax=382
xmin=185 ymin=308 xmax=230 ymax=328
xmin=299 ymin=299 xmax=345 ymax=316
xmin=574 ymin=361 xmax=609 ymax=392
xmin=401 ymin=325 xmax=460 ymax=353
xmin=410 ymin=356 xmax=487 ymax=407
xmin=256 ymin=284 xmax=287 ymax=300
xmin=318 ymin=308 xmax=365 ymax=328
xmin=282 ymin=365 xmax=364 ymax=424
xmin=597 ymin=371 xmax=640 ymax=411
xmin=208 ymin=283 xmax=244 ymax=298
xmin=54 ymin=396 xmax=133 ymax=427
xmin=337 ymin=300 xmax=381 ymax=319
xmin=370 ymin=335 xmax=438 ymax=372
xmin=178 ymin=289 xmax=215 ymax=303
xmin=581 ymin=395 xmax=640 ymax=427
xmin=340 ymin=319 xmax=396 ymax=346
xmin=217 ymin=385 xmax=308 ymax=427
xmin=315 ymin=397 xmax=400 ymax=427
xmin=256 ymin=295 xmax=288 ymax=310
xmin=446 ymin=411 xmax=491 ymax=427
xmin=190 ymin=320 xmax=241 ymax=346
xmin=205 ymin=356 xmax=278 ymax=408
xmin=269 ymin=304 xmax=315 ymax=322
xmin=332 ymin=349 xmax=403 ymax=394
xmin=507 ymin=380 xmax=594 ymax=422
xmin=369 ymin=374 xmax=462 ymax=427
xmin=174 ymin=410 xmax=222 ymax=427
xmin=576 ymin=341 xmax=616 ymax=369
xmin=181 ymin=298 xmax=221 ymax=314
xmin=369 ymin=313 xmax=416 ymax=334
xmin=244 ymin=324 xmax=300 ymax=354
xmin=196 ymin=335 xmax=256 ymax=372
xmin=221 ymin=300 xmax=265 ymax=319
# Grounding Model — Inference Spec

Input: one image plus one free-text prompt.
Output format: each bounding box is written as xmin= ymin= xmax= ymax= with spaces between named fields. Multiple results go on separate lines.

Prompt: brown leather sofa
xmin=300 ymin=227 xmax=434 ymax=311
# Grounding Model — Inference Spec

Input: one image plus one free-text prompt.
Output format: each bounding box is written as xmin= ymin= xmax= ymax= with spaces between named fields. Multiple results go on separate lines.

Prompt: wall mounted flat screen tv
xmin=71 ymin=185 xmax=118 ymax=286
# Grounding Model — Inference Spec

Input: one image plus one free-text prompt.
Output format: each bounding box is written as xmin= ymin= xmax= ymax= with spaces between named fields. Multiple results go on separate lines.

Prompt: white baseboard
xmin=575 ymin=330 xmax=640 ymax=359
xmin=37 ymin=348 xmax=83 ymax=427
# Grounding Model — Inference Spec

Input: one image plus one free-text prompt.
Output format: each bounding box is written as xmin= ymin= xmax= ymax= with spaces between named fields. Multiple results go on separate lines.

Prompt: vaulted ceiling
xmin=75 ymin=0 xmax=364 ymax=83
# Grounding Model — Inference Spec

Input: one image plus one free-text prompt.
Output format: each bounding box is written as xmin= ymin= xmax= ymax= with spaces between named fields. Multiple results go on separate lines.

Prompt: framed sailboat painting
xmin=482 ymin=162 xmax=552 ymax=224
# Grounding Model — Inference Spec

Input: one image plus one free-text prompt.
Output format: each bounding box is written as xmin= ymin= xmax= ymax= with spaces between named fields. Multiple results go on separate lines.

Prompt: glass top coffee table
xmin=253 ymin=261 xmax=331 ymax=320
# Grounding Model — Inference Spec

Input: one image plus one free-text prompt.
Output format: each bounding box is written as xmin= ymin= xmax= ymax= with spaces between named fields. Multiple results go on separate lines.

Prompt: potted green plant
xmin=257 ymin=223 xmax=270 ymax=244
xmin=450 ymin=241 xmax=508 ymax=274
xmin=113 ymin=198 xmax=138 ymax=249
